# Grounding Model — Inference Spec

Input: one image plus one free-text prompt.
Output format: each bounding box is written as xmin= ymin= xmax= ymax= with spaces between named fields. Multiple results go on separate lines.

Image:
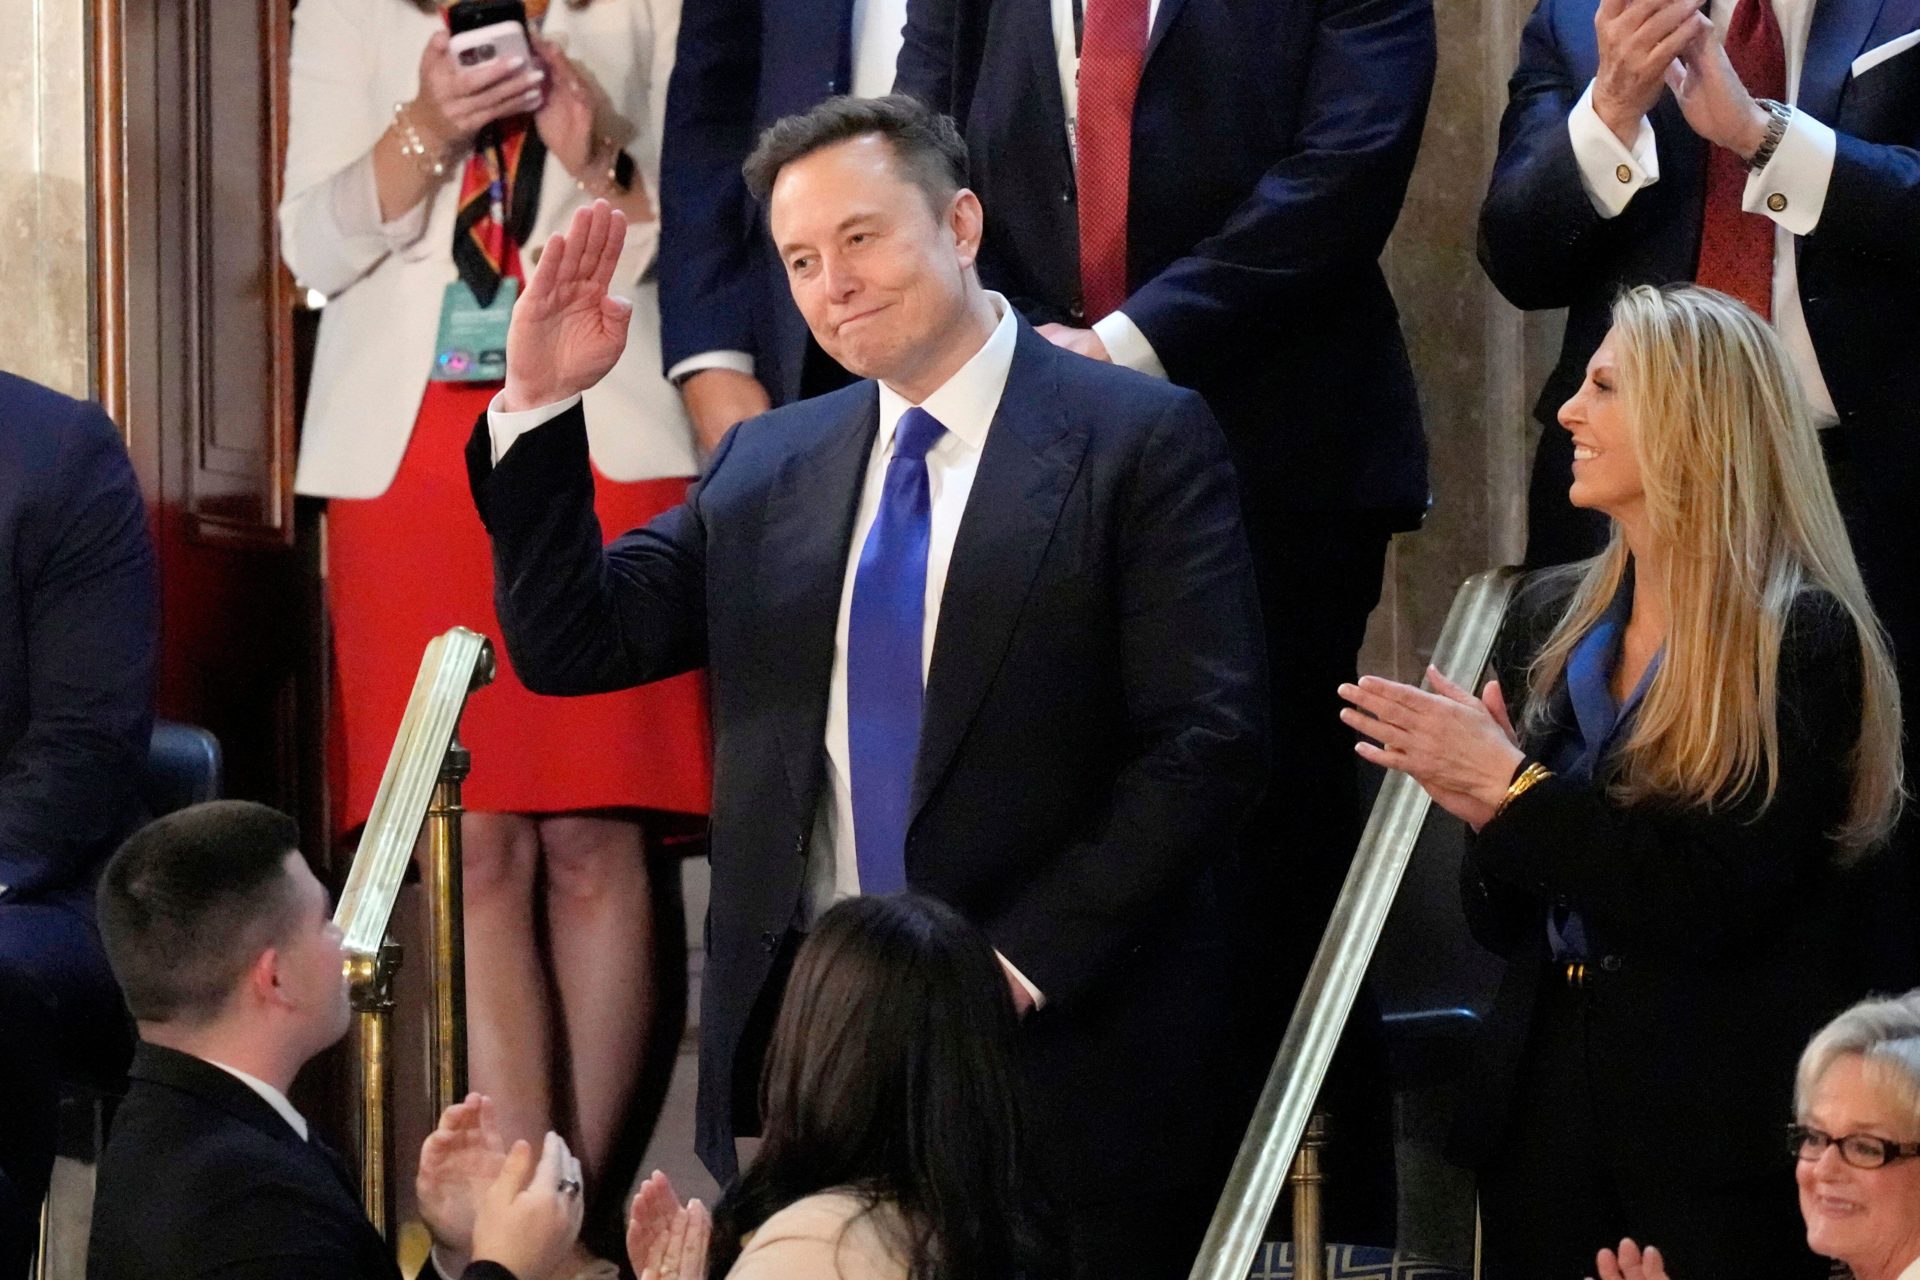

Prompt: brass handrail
xmin=1188 ymin=567 xmax=1520 ymax=1280
xmin=334 ymin=626 xmax=495 ymax=1235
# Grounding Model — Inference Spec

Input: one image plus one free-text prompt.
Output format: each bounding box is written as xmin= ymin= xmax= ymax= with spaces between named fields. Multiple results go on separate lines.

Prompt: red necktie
xmin=1076 ymin=0 xmax=1150 ymax=322
xmin=1694 ymin=0 xmax=1786 ymax=319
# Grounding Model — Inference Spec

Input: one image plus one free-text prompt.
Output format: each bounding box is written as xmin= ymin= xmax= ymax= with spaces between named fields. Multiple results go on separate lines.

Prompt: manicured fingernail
xmin=507 ymin=55 xmax=527 ymax=69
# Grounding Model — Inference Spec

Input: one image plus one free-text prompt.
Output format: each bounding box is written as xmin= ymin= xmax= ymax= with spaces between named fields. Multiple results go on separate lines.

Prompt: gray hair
xmin=741 ymin=94 xmax=968 ymax=216
xmin=1795 ymin=989 xmax=1920 ymax=1129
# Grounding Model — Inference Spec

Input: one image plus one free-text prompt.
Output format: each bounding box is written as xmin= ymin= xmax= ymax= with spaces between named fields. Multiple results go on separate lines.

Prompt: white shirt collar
xmin=874 ymin=291 xmax=1017 ymax=456
xmin=1897 ymin=1255 xmax=1920 ymax=1280
xmin=207 ymin=1059 xmax=310 ymax=1141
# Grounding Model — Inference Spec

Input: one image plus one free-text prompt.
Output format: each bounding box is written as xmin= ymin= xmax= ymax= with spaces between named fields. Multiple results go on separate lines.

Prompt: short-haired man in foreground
xmin=87 ymin=800 xmax=584 ymax=1280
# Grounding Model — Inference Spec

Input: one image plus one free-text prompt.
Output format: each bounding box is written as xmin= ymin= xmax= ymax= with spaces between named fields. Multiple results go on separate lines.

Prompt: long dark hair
xmin=708 ymin=894 xmax=1059 ymax=1279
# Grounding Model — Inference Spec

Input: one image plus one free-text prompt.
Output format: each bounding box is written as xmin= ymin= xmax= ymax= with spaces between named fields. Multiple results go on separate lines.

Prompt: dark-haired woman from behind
xmin=624 ymin=893 xmax=1060 ymax=1280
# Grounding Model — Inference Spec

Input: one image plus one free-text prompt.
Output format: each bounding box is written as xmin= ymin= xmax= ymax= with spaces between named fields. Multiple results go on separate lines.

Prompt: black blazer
xmin=1451 ymin=574 xmax=1867 ymax=1183
xmin=0 ymin=371 xmax=155 ymax=904
xmin=468 ymin=319 xmax=1270 ymax=1198
xmin=895 ymin=0 xmax=1434 ymax=523
xmin=1481 ymin=0 xmax=1920 ymax=434
xmin=658 ymin=0 xmax=856 ymax=403
xmin=88 ymin=1043 xmax=514 ymax=1280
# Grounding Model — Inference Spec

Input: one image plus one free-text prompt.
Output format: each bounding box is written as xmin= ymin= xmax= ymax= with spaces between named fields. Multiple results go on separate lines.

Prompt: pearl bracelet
xmin=392 ymin=100 xmax=455 ymax=180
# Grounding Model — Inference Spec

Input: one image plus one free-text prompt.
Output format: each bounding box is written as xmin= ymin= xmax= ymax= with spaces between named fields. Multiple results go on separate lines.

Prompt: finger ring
xmin=557 ymin=1176 xmax=582 ymax=1198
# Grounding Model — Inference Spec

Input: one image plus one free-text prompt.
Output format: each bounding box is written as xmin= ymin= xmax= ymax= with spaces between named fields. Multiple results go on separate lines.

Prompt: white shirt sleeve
xmin=1092 ymin=310 xmax=1169 ymax=380
xmin=1567 ymin=80 xmax=1661 ymax=218
xmin=666 ymin=350 xmax=757 ymax=385
xmin=997 ymin=949 xmax=1047 ymax=1010
xmin=1742 ymin=108 xmax=1836 ymax=236
xmin=486 ymin=392 xmax=583 ymax=465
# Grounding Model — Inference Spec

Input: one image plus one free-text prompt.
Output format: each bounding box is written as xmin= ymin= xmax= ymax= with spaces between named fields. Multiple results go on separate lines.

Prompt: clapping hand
xmin=470 ymin=1133 xmax=585 ymax=1280
xmin=1665 ymin=22 xmax=1774 ymax=160
xmin=416 ymin=1093 xmax=508 ymax=1259
xmin=1593 ymin=1237 xmax=1672 ymax=1280
xmin=1591 ymin=0 xmax=1713 ymax=144
xmin=626 ymin=1171 xmax=712 ymax=1280
xmin=1338 ymin=668 xmax=1526 ymax=830
xmin=502 ymin=200 xmax=633 ymax=411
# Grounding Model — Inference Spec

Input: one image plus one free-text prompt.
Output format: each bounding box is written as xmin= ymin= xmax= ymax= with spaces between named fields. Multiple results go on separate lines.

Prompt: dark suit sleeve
xmin=0 ymin=402 xmax=156 ymax=899
xmin=1812 ymin=131 xmax=1920 ymax=276
xmin=466 ymin=404 xmax=728 ymax=696
xmin=657 ymin=0 xmax=764 ymax=371
xmin=1117 ymin=0 xmax=1435 ymax=377
xmin=1476 ymin=0 xmax=1619 ymax=310
xmin=896 ymin=0 xmax=960 ymax=120
xmin=983 ymin=391 xmax=1270 ymax=1003
xmin=1464 ymin=599 xmax=1863 ymax=959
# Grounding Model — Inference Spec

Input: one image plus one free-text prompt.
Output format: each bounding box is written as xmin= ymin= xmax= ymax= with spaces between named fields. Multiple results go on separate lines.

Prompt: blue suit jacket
xmin=1482 ymin=0 xmax=1920 ymax=432
xmin=468 ymin=319 xmax=1269 ymax=1197
xmin=895 ymin=0 xmax=1436 ymax=523
xmin=0 ymin=373 xmax=156 ymax=907
xmin=658 ymin=0 xmax=855 ymax=404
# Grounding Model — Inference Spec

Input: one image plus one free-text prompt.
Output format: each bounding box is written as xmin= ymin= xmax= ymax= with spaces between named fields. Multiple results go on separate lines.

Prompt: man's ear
xmin=950 ymin=188 xmax=985 ymax=270
xmin=245 ymin=947 xmax=288 ymax=1010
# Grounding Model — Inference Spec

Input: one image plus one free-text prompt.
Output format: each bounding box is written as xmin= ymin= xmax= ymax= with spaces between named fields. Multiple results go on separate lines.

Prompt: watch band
xmin=1747 ymin=98 xmax=1792 ymax=172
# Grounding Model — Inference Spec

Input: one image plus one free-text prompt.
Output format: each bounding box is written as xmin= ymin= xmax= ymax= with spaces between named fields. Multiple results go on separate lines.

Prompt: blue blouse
xmin=1538 ymin=571 xmax=1661 ymax=959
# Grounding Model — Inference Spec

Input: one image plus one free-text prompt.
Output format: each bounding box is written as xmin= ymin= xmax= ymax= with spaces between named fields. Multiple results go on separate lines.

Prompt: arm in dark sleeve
xmin=1812 ymin=132 xmax=1920 ymax=276
xmin=0 ymin=402 xmax=157 ymax=899
xmin=895 ymin=0 xmax=962 ymax=118
xmin=465 ymin=403 xmax=731 ymax=696
xmin=1119 ymin=0 xmax=1436 ymax=377
xmin=657 ymin=0 xmax=764 ymax=371
xmin=1467 ymin=599 xmax=1862 ymax=957
xmin=984 ymin=392 xmax=1271 ymax=1003
xmin=1476 ymin=0 xmax=1619 ymax=310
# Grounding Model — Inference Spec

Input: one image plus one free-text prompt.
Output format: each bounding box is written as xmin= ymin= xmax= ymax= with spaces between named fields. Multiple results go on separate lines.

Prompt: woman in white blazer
xmin=280 ymin=1 xmax=709 ymax=1261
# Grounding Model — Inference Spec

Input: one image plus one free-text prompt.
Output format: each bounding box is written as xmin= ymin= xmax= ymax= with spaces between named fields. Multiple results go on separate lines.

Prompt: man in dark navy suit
xmin=0 ymin=372 xmax=157 ymax=1273
xmin=1481 ymin=0 xmax=1920 ymax=984
xmin=893 ymin=0 xmax=1438 ymax=1241
xmin=471 ymin=96 xmax=1269 ymax=1277
xmin=660 ymin=0 xmax=914 ymax=451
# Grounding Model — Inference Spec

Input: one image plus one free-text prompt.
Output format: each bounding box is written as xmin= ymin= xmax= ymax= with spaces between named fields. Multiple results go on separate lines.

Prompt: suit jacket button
xmin=1767 ymin=193 xmax=1788 ymax=213
xmin=761 ymin=930 xmax=780 ymax=953
xmin=1600 ymin=954 xmax=1623 ymax=972
xmin=1615 ymin=164 xmax=1632 ymax=184
xmin=1070 ymin=301 xmax=1086 ymax=321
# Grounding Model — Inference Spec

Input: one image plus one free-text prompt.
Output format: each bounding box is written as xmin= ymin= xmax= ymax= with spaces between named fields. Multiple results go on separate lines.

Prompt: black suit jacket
xmin=658 ymin=0 xmax=856 ymax=403
xmin=468 ymin=319 xmax=1269 ymax=1198
xmin=895 ymin=0 xmax=1434 ymax=524
xmin=1451 ymin=574 xmax=1865 ymax=1184
xmin=88 ymin=1043 xmax=513 ymax=1280
xmin=1481 ymin=0 xmax=1920 ymax=433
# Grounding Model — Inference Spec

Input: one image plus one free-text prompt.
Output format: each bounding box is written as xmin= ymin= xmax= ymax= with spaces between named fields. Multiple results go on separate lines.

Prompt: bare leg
xmin=459 ymin=811 xmax=553 ymax=1152
xmin=540 ymin=813 xmax=654 ymax=1184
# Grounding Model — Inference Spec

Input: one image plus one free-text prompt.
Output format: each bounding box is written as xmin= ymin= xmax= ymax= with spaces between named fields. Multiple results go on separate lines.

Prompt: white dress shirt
xmin=489 ymin=294 xmax=1043 ymax=1003
xmin=1566 ymin=0 xmax=1840 ymax=423
xmin=669 ymin=0 xmax=1172 ymax=386
xmin=208 ymin=1059 xmax=310 ymax=1140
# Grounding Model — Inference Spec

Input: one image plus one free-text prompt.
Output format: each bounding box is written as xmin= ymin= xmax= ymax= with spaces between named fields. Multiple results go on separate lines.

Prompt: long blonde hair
xmin=1523 ymin=284 xmax=1903 ymax=852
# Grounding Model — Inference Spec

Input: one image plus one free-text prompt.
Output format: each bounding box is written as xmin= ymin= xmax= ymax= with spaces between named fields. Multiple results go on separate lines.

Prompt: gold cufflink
xmin=1767 ymin=193 xmax=1788 ymax=212
xmin=1616 ymin=164 xmax=1632 ymax=184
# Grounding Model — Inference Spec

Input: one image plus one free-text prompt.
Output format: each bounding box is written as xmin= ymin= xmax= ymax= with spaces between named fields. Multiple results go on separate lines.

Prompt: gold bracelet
xmin=573 ymin=136 xmax=624 ymax=197
xmin=392 ymin=100 xmax=455 ymax=180
xmin=1494 ymin=761 xmax=1553 ymax=819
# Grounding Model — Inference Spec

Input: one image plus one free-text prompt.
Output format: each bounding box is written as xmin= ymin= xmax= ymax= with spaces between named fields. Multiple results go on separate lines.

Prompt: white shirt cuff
xmin=1092 ymin=310 xmax=1167 ymax=379
xmin=487 ymin=392 xmax=583 ymax=465
xmin=1567 ymin=80 xmax=1660 ymax=218
xmin=996 ymin=949 xmax=1046 ymax=1010
xmin=666 ymin=350 xmax=756 ymax=386
xmin=1743 ymin=108 xmax=1836 ymax=236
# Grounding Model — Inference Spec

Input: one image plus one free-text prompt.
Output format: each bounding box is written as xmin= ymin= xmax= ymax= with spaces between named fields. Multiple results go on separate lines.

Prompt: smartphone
xmin=447 ymin=0 xmax=530 ymax=71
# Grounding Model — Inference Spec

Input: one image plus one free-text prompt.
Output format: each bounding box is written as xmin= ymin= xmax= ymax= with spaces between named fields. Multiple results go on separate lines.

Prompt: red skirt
xmin=327 ymin=381 xmax=712 ymax=831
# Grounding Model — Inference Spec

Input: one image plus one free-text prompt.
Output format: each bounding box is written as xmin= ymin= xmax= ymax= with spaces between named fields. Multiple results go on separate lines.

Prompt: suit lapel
xmin=1801 ymin=0 xmax=1891 ymax=124
xmin=910 ymin=330 xmax=1087 ymax=826
xmin=757 ymin=392 xmax=881 ymax=820
xmin=1145 ymin=0 xmax=1192 ymax=65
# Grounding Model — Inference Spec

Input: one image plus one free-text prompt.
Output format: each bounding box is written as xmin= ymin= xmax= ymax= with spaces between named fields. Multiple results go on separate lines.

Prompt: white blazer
xmin=281 ymin=0 xmax=698 ymax=498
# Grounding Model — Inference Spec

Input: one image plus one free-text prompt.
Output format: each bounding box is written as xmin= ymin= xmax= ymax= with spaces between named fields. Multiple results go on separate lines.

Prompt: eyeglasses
xmin=1788 ymin=1124 xmax=1920 ymax=1169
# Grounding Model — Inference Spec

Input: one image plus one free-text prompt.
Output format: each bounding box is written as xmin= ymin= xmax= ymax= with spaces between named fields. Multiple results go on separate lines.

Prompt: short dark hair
xmin=97 ymin=801 xmax=306 ymax=1025
xmin=741 ymin=94 xmax=969 ymax=214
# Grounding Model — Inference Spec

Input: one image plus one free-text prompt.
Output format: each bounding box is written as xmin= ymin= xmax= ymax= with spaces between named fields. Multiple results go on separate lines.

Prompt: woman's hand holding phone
xmin=411 ymin=28 xmax=547 ymax=153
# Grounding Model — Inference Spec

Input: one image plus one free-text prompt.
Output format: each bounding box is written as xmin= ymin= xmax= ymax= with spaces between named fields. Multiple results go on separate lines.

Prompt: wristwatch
xmin=1747 ymin=98 xmax=1792 ymax=172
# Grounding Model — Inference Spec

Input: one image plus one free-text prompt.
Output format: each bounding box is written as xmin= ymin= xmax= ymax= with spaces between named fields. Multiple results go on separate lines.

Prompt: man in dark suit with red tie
xmin=1481 ymin=0 xmax=1920 ymax=982
xmin=893 ymin=0 xmax=1437 ymax=1244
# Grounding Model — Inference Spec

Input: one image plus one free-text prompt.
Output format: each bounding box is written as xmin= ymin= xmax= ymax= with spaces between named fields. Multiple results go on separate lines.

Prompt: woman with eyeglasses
xmin=1596 ymin=989 xmax=1920 ymax=1280
xmin=1338 ymin=284 xmax=1904 ymax=1279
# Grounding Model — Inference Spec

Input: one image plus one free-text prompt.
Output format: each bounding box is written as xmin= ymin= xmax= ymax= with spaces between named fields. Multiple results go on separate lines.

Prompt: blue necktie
xmin=847 ymin=406 xmax=946 ymax=895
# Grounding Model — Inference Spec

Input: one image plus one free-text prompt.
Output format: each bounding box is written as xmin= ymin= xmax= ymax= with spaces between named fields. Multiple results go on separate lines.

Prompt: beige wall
xmin=1365 ymin=0 xmax=1566 ymax=679
xmin=0 ymin=0 xmax=90 ymax=399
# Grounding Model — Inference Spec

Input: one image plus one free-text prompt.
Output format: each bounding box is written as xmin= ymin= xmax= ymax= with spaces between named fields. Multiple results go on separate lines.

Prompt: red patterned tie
xmin=1694 ymin=0 xmax=1786 ymax=319
xmin=1075 ymin=0 xmax=1150 ymax=322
